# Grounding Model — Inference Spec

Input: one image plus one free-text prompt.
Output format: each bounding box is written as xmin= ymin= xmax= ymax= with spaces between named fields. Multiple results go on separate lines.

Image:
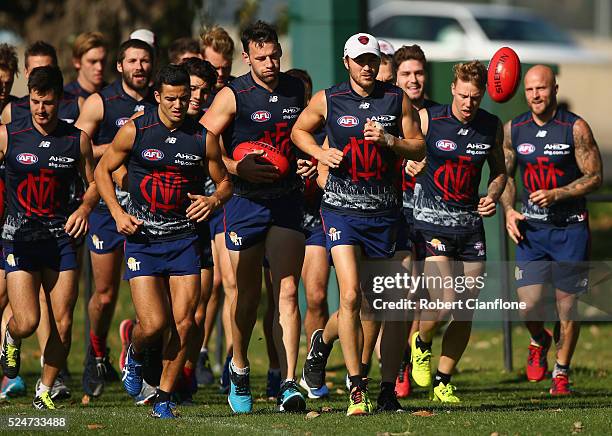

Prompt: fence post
xmin=499 ymin=209 xmax=513 ymax=372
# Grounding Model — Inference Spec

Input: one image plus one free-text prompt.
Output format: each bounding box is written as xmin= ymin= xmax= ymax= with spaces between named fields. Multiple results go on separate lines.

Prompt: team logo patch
xmin=91 ymin=234 xmax=104 ymax=251
xmin=6 ymin=254 xmax=17 ymax=267
xmin=282 ymin=107 xmax=300 ymax=114
xmin=251 ymin=110 xmax=271 ymax=122
xmin=369 ymin=114 xmax=396 ymax=122
xmin=517 ymin=143 xmax=536 ymax=155
xmin=127 ymin=257 xmax=141 ymax=271
xmin=16 ymin=153 xmax=38 ymax=165
xmin=427 ymin=238 xmax=446 ymax=252
xmin=435 ymin=140 xmax=457 ymax=152
xmin=515 ymin=266 xmax=523 ymax=281
xmin=328 ymin=227 xmax=342 ymax=242
xmin=337 ymin=115 xmax=359 ymax=128
xmin=142 ymin=149 xmax=164 ymax=161
xmin=358 ymin=35 xmax=369 ymax=45
xmin=474 ymin=241 xmax=485 ymax=256
xmin=116 ymin=117 xmax=130 ymax=128
xmin=229 ymin=231 xmax=243 ymax=246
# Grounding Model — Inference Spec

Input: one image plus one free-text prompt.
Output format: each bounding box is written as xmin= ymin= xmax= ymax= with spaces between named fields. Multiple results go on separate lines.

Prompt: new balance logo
xmin=457 ymin=128 xmax=469 ymax=136
xmin=536 ymin=130 xmax=547 ymax=138
xmin=269 ymin=95 xmax=278 ymax=103
xmin=359 ymin=101 xmax=370 ymax=109
xmin=134 ymin=105 xmax=145 ymax=112
xmin=165 ymin=137 xmax=177 ymax=144
xmin=38 ymin=141 xmax=51 ymax=148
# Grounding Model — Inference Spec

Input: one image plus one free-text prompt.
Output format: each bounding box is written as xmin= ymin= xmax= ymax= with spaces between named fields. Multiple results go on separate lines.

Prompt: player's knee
xmin=94 ymin=284 xmax=117 ymax=304
xmin=15 ymin=314 xmax=40 ymax=337
xmin=139 ymin=317 xmax=168 ymax=339
xmin=175 ymin=315 xmax=195 ymax=337
xmin=339 ymin=288 xmax=360 ymax=312
xmin=307 ymin=288 xmax=327 ymax=311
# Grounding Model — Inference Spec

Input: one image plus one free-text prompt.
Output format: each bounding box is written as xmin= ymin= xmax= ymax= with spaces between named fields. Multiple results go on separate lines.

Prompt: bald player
xmin=500 ymin=65 xmax=602 ymax=395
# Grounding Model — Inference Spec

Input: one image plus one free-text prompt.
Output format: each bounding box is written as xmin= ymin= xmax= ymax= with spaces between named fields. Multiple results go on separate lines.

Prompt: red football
xmin=232 ymin=140 xmax=290 ymax=178
xmin=487 ymin=47 xmax=521 ymax=103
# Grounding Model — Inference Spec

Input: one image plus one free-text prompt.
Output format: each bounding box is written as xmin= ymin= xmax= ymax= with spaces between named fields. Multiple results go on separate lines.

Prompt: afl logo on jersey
xmin=251 ymin=110 xmax=271 ymax=122
xmin=116 ymin=117 xmax=130 ymax=128
xmin=337 ymin=115 xmax=359 ymax=128
xmin=16 ymin=153 xmax=38 ymax=165
xmin=517 ymin=143 xmax=536 ymax=155
xmin=142 ymin=149 xmax=164 ymax=161
xmin=435 ymin=140 xmax=457 ymax=152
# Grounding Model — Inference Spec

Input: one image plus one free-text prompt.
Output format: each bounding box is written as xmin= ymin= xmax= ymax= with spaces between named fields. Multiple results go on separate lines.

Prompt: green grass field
xmin=0 ymin=275 xmax=610 ymax=435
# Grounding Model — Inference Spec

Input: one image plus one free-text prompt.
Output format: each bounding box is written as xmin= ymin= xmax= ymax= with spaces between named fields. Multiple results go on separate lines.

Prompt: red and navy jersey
xmin=11 ymin=91 xmax=81 ymax=124
xmin=94 ymin=80 xmax=156 ymax=146
xmin=127 ymin=109 xmax=207 ymax=242
xmin=511 ymin=108 xmax=586 ymax=225
xmin=402 ymin=99 xmax=438 ymax=211
xmin=226 ymin=72 xmax=304 ymax=199
xmin=413 ymin=104 xmax=499 ymax=233
xmin=322 ymin=80 xmax=403 ymax=217
xmin=2 ymin=116 xmax=81 ymax=241
xmin=0 ymin=162 xmax=5 ymax=220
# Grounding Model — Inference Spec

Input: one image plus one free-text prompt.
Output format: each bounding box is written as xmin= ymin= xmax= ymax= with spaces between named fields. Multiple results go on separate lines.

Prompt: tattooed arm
xmin=555 ymin=118 xmax=602 ymax=201
xmin=478 ymin=119 xmax=507 ymax=217
xmin=499 ymin=120 xmax=526 ymax=243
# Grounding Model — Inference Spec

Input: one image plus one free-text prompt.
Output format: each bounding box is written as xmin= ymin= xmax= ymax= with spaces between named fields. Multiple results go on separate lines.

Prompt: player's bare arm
xmin=499 ymin=120 xmax=525 ymax=243
xmin=552 ymin=118 xmax=602 ymax=203
xmin=75 ymin=92 xmax=108 ymax=159
xmin=94 ymin=120 xmax=142 ymax=235
xmin=0 ymin=124 xmax=7 ymax=161
xmin=364 ymin=93 xmax=425 ymax=160
xmin=292 ymin=90 xmax=343 ymax=168
xmin=186 ymin=131 xmax=233 ymax=222
xmin=478 ymin=120 xmax=507 ymax=217
xmin=405 ymin=107 xmax=429 ymax=177
xmin=201 ymin=87 xmax=278 ymax=182
xmin=65 ymin=130 xmax=99 ymax=238
xmin=0 ymin=102 xmax=11 ymax=124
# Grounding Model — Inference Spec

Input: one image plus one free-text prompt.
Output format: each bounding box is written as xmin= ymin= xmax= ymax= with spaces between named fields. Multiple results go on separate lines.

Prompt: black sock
xmin=553 ymin=362 xmax=570 ymax=377
xmin=416 ymin=334 xmax=432 ymax=352
xmin=380 ymin=381 xmax=395 ymax=393
xmin=433 ymin=370 xmax=451 ymax=387
xmin=318 ymin=334 xmax=332 ymax=353
xmin=361 ymin=361 xmax=371 ymax=377
xmin=155 ymin=389 xmax=171 ymax=403
xmin=402 ymin=345 xmax=411 ymax=364
xmin=349 ymin=375 xmax=364 ymax=391
xmin=532 ymin=330 xmax=549 ymax=345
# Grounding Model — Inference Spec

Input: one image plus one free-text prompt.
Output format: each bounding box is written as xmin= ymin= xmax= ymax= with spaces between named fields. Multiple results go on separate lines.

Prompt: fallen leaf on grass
xmin=572 ymin=421 xmax=583 ymax=433
xmin=411 ymin=410 xmax=435 ymax=417
xmin=335 ymin=388 xmax=345 ymax=395
xmin=490 ymin=432 xmax=499 ymax=436
xmin=81 ymin=395 xmax=90 ymax=406
xmin=305 ymin=411 xmax=320 ymax=419
xmin=87 ymin=424 xmax=104 ymax=430
xmin=321 ymin=406 xmax=333 ymax=413
xmin=389 ymin=431 xmax=412 ymax=435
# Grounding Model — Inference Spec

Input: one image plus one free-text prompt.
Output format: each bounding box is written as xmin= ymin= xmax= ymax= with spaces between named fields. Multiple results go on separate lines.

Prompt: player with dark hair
xmin=201 ymin=20 xmax=307 ymax=414
xmin=95 ymin=63 xmax=231 ymax=417
xmin=0 ymin=65 xmax=98 ymax=410
xmin=500 ymin=65 xmax=602 ymax=395
xmin=168 ymin=37 xmax=203 ymax=64
xmin=75 ymin=38 xmax=156 ymax=398
xmin=0 ymin=43 xmax=18 ymax=115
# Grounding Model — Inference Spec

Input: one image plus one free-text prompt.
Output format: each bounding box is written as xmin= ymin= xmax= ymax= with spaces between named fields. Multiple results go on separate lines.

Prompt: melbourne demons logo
xmin=251 ymin=110 xmax=271 ymax=122
xmin=16 ymin=153 xmax=38 ymax=165
xmin=434 ymin=156 xmax=478 ymax=201
xmin=342 ymin=137 xmax=384 ymax=181
xmin=140 ymin=166 xmax=187 ymax=213
xmin=17 ymin=168 xmax=58 ymax=216
xmin=337 ymin=115 xmax=359 ymax=128
xmin=142 ymin=149 xmax=164 ymax=161
xmin=523 ymin=157 xmax=564 ymax=192
xmin=257 ymin=122 xmax=293 ymax=158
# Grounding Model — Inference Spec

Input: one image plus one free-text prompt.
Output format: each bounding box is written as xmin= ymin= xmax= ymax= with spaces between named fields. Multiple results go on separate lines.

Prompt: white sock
xmin=200 ymin=346 xmax=208 ymax=353
xmin=230 ymin=360 xmax=249 ymax=375
xmin=5 ymin=329 xmax=18 ymax=346
xmin=284 ymin=378 xmax=294 ymax=383
xmin=36 ymin=382 xmax=51 ymax=397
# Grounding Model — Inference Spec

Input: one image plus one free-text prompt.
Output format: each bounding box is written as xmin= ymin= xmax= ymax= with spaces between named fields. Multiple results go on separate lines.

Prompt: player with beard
xmin=292 ymin=33 xmax=425 ymax=415
xmin=75 ymin=38 xmax=156 ymax=398
xmin=393 ymin=44 xmax=438 ymax=398
xmin=409 ymin=61 xmax=506 ymax=402
xmin=201 ymin=20 xmax=307 ymax=414
xmin=500 ymin=65 xmax=602 ymax=395
xmin=0 ymin=66 xmax=98 ymax=410
xmin=65 ymin=32 xmax=107 ymax=99
xmin=95 ymin=63 xmax=231 ymax=418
